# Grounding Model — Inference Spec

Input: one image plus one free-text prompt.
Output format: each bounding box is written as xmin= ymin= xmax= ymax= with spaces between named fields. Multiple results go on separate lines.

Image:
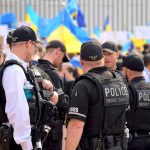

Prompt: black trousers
xmin=43 ymin=126 xmax=63 ymax=150
xmin=128 ymin=136 xmax=150 ymax=150
xmin=0 ymin=138 xmax=22 ymax=150
xmin=9 ymin=138 xmax=22 ymax=150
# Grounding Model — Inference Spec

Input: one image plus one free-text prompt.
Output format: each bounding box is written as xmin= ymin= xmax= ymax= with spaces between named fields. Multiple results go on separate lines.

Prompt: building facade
xmin=0 ymin=0 xmax=149 ymax=33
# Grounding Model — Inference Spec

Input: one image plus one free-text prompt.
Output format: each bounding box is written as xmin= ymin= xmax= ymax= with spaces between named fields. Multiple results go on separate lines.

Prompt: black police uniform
xmin=127 ymin=76 xmax=150 ymax=150
xmin=61 ymin=77 xmax=74 ymax=97
xmin=37 ymin=59 xmax=68 ymax=150
xmin=113 ymin=70 xmax=128 ymax=84
xmin=68 ymin=66 xmax=129 ymax=150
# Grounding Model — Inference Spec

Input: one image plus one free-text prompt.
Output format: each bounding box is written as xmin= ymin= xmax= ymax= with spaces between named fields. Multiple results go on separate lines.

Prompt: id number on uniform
xmin=137 ymin=90 xmax=150 ymax=108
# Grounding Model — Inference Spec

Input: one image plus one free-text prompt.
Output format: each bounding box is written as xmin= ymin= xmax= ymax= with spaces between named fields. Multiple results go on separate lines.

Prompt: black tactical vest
xmin=127 ymin=79 xmax=150 ymax=131
xmin=113 ymin=70 xmax=128 ymax=85
xmin=74 ymin=71 xmax=129 ymax=137
xmin=0 ymin=60 xmax=50 ymax=125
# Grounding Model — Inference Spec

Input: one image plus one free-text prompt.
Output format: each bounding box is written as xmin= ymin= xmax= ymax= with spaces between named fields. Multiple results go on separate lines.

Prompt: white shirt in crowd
xmin=2 ymin=52 xmax=33 ymax=150
xmin=143 ymin=67 xmax=150 ymax=82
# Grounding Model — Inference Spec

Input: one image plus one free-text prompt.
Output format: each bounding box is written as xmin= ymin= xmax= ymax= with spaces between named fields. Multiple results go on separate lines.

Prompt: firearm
xmin=61 ymin=75 xmax=70 ymax=125
xmin=40 ymin=100 xmax=57 ymax=142
xmin=0 ymin=123 xmax=12 ymax=150
xmin=123 ymin=125 xmax=129 ymax=150
xmin=28 ymin=67 xmax=57 ymax=150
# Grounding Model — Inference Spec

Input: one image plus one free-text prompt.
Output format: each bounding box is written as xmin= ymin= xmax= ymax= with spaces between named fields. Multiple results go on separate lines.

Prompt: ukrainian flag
xmin=122 ymin=41 xmax=133 ymax=54
xmin=132 ymin=38 xmax=146 ymax=50
xmin=66 ymin=0 xmax=78 ymax=17
xmin=91 ymin=26 xmax=101 ymax=39
xmin=103 ymin=16 xmax=111 ymax=32
xmin=47 ymin=9 xmax=91 ymax=53
xmin=0 ymin=13 xmax=16 ymax=28
xmin=26 ymin=4 xmax=39 ymax=32
xmin=66 ymin=0 xmax=86 ymax=27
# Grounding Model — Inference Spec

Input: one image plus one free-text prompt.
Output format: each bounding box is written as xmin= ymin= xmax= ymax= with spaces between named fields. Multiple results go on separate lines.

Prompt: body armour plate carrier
xmin=127 ymin=80 xmax=150 ymax=131
xmin=74 ymin=71 xmax=129 ymax=137
xmin=0 ymin=60 xmax=51 ymax=125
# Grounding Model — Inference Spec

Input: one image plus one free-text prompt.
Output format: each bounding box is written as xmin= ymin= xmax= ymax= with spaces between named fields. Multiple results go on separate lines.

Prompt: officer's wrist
xmin=50 ymin=90 xmax=54 ymax=97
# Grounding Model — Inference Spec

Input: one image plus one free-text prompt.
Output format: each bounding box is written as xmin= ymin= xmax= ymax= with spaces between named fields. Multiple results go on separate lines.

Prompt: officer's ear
xmin=80 ymin=60 xmax=84 ymax=66
xmin=126 ymin=68 xmax=132 ymax=76
xmin=123 ymin=67 xmax=128 ymax=75
xmin=55 ymin=47 xmax=62 ymax=55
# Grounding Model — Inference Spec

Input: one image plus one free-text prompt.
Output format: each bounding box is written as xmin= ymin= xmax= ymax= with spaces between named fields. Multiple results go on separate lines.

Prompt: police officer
xmin=66 ymin=42 xmax=129 ymax=150
xmin=122 ymin=54 xmax=150 ymax=150
xmin=0 ymin=26 xmax=58 ymax=150
xmin=102 ymin=41 xmax=127 ymax=83
xmin=37 ymin=40 xmax=70 ymax=150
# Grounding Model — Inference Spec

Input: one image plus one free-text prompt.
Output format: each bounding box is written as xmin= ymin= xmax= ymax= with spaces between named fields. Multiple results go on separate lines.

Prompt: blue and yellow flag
xmin=47 ymin=9 xmax=91 ymax=53
xmin=0 ymin=13 xmax=16 ymax=28
xmin=91 ymin=26 xmax=101 ymax=39
xmin=76 ymin=6 xmax=86 ymax=28
xmin=122 ymin=41 xmax=133 ymax=54
xmin=38 ymin=17 xmax=52 ymax=38
xmin=103 ymin=16 xmax=111 ymax=32
xmin=67 ymin=0 xmax=78 ymax=15
xmin=66 ymin=0 xmax=86 ymax=27
xmin=132 ymin=38 xmax=146 ymax=50
xmin=26 ymin=4 xmax=39 ymax=32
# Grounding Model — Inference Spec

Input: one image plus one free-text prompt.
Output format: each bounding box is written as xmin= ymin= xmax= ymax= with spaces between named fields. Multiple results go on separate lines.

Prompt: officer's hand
xmin=42 ymin=79 xmax=58 ymax=105
xmin=50 ymin=91 xmax=58 ymax=105
xmin=42 ymin=79 xmax=54 ymax=93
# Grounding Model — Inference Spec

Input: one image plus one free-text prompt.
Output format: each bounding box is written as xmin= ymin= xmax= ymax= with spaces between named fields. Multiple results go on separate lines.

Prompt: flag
xmin=66 ymin=0 xmax=78 ymax=17
xmin=146 ymin=39 xmax=150 ymax=44
xmin=70 ymin=55 xmax=83 ymax=75
xmin=127 ymin=32 xmax=134 ymax=40
xmin=0 ymin=13 xmax=16 ymax=28
xmin=70 ymin=56 xmax=82 ymax=68
xmin=26 ymin=4 xmax=39 ymax=32
xmin=66 ymin=0 xmax=86 ymax=27
xmin=132 ymin=38 xmax=146 ymax=50
xmin=122 ymin=41 xmax=133 ymax=54
xmin=103 ymin=16 xmax=111 ymax=32
xmin=76 ymin=6 xmax=86 ymax=27
xmin=38 ymin=17 xmax=52 ymax=38
xmin=47 ymin=9 xmax=91 ymax=53
xmin=91 ymin=26 xmax=101 ymax=38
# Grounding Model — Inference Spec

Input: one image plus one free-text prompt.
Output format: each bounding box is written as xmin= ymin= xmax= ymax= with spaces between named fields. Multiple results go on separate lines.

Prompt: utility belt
xmin=130 ymin=131 xmax=150 ymax=139
xmin=54 ymin=110 xmax=67 ymax=125
xmin=79 ymin=134 xmax=127 ymax=150
xmin=0 ymin=101 xmax=57 ymax=150
xmin=48 ymin=119 xmax=64 ymax=142
xmin=0 ymin=123 xmax=12 ymax=150
xmin=32 ymin=101 xmax=57 ymax=149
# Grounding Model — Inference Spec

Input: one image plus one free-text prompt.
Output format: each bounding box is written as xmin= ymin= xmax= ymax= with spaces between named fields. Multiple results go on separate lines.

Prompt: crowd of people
xmin=0 ymin=25 xmax=150 ymax=150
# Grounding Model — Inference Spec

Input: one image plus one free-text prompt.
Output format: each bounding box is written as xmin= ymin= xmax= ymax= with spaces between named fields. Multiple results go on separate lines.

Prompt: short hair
xmin=117 ymin=44 xmax=122 ymax=51
xmin=46 ymin=47 xmax=55 ymax=53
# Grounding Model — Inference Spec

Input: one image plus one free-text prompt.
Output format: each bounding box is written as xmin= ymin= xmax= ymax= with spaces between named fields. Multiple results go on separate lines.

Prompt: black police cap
xmin=102 ymin=41 xmax=118 ymax=53
xmin=80 ymin=42 xmax=103 ymax=61
xmin=46 ymin=40 xmax=70 ymax=62
xmin=6 ymin=25 xmax=38 ymax=44
xmin=122 ymin=54 xmax=144 ymax=72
